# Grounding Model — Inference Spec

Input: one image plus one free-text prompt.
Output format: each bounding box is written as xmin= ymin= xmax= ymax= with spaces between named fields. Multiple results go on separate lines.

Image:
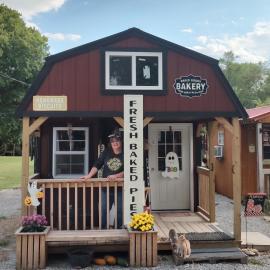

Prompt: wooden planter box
xmin=128 ymin=229 xmax=158 ymax=267
xmin=15 ymin=226 xmax=50 ymax=270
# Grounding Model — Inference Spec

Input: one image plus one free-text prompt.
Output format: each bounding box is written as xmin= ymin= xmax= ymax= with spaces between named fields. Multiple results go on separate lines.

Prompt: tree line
xmin=0 ymin=4 xmax=269 ymax=152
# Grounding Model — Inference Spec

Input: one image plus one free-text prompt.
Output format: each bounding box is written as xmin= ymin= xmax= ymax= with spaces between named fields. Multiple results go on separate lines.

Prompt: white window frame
xmin=52 ymin=127 xmax=89 ymax=178
xmin=105 ymin=51 xmax=163 ymax=90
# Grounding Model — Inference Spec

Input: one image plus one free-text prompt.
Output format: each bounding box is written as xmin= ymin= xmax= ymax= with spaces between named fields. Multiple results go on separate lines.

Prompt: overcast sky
xmin=1 ymin=0 xmax=270 ymax=63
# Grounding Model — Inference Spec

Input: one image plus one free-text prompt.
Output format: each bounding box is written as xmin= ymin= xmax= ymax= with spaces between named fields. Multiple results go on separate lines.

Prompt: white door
xmin=148 ymin=123 xmax=192 ymax=210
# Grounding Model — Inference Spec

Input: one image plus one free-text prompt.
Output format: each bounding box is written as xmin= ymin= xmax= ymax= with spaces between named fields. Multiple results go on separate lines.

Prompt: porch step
xmin=46 ymin=229 xmax=129 ymax=246
xmin=172 ymin=247 xmax=248 ymax=265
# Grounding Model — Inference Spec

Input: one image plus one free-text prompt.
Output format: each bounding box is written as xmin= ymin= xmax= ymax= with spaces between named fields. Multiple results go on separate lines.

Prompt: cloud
xmin=44 ymin=32 xmax=81 ymax=41
xmin=193 ymin=21 xmax=270 ymax=63
xmin=1 ymin=0 xmax=66 ymax=19
xmin=197 ymin=35 xmax=208 ymax=44
xmin=181 ymin=28 xmax=193 ymax=33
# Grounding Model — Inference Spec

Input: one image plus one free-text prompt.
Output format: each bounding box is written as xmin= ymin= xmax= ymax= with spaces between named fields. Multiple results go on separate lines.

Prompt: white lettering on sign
xmin=33 ymin=96 xmax=67 ymax=111
xmin=124 ymin=95 xmax=144 ymax=225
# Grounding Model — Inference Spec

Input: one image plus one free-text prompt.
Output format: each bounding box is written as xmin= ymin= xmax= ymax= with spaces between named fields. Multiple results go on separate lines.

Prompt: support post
xmin=232 ymin=118 xmax=241 ymax=241
xmin=256 ymin=123 xmax=264 ymax=192
xmin=21 ymin=116 xmax=48 ymax=215
xmin=21 ymin=117 xmax=30 ymax=216
xmin=208 ymin=121 xmax=217 ymax=223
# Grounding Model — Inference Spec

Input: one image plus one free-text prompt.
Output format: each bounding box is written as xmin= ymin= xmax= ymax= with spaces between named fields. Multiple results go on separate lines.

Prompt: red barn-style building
xmin=16 ymin=28 xmax=247 ymax=265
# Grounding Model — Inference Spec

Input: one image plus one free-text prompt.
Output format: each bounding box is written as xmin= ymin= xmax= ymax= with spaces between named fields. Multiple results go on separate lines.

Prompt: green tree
xmin=0 ymin=4 xmax=49 ymax=150
xmin=220 ymin=51 xmax=270 ymax=108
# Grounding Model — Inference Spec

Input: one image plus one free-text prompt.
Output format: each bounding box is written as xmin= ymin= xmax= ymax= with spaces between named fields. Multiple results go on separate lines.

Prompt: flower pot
xmin=15 ymin=226 xmax=50 ymax=270
xmin=128 ymin=228 xmax=158 ymax=267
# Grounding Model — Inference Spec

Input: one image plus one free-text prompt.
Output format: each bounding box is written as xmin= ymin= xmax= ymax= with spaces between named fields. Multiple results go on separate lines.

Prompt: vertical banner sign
xmin=124 ymin=95 xmax=144 ymax=225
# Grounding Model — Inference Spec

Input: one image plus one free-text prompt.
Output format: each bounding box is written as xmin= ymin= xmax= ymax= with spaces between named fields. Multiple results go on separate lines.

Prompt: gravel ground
xmin=215 ymin=193 xmax=270 ymax=238
xmin=0 ymin=190 xmax=269 ymax=269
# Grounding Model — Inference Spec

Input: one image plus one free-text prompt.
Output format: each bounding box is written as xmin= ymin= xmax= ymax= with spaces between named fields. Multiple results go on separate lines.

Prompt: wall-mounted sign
xmin=173 ymin=75 xmax=208 ymax=98
xmin=33 ymin=96 xmax=67 ymax=111
xmin=249 ymin=144 xmax=256 ymax=153
xmin=124 ymin=95 xmax=144 ymax=225
xmin=162 ymin=152 xmax=180 ymax=179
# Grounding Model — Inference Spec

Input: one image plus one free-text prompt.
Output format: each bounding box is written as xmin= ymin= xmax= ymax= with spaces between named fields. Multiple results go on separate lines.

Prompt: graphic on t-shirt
xmin=107 ymin=158 xmax=122 ymax=172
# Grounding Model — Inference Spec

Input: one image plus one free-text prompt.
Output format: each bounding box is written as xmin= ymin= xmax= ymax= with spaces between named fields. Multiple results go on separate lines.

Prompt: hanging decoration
xmin=24 ymin=181 xmax=44 ymax=207
xmin=162 ymin=152 xmax=180 ymax=179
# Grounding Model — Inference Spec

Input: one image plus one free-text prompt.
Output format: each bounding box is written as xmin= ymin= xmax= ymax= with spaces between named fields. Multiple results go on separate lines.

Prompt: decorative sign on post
xmin=33 ymin=95 xmax=67 ymax=111
xmin=244 ymin=193 xmax=266 ymax=216
xmin=173 ymin=75 xmax=208 ymax=98
xmin=124 ymin=95 xmax=144 ymax=225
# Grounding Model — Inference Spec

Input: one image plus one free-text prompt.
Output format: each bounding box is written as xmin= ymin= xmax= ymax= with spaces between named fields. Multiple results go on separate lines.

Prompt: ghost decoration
xmin=27 ymin=181 xmax=43 ymax=207
xmin=162 ymin=152 xmax=180 ymax=179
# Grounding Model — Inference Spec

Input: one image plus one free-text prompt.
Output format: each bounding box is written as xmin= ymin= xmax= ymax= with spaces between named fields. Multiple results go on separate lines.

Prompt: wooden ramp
xmin=153 ymin=211 xmax=238 ymax=249
xmin=172 ymin=247 xmax=247 ymax=265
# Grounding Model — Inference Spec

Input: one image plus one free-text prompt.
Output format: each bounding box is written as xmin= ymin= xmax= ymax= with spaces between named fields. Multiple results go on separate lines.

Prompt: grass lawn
xmin=0 ymin=156 xmax=34 ymax=189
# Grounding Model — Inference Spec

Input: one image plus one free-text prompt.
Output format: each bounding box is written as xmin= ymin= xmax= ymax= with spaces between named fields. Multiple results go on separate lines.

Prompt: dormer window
xmin=105 ymin=51 xmax=163 ymax=91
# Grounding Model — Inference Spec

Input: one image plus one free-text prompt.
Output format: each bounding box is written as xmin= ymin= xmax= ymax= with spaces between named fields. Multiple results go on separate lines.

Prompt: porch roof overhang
xmin=22 ymin=110 xmax=241 ymax=121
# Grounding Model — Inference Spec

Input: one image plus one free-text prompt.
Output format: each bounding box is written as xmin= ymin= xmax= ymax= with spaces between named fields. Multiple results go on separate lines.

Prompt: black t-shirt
xmin=94 ymin=149 xmax=124 ymax=178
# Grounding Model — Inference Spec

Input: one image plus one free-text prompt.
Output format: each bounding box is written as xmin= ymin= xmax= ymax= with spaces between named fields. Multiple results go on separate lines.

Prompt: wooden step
xmin=46 ymin=229 xmax=129 ymax=246
xmin=172 ymin=247 xmax=247 ymax=265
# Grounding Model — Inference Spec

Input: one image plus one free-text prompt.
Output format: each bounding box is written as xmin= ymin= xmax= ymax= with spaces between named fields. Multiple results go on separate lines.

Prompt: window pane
xmin=72 ymin=130 xmax=85 ymax=140
xmin=110 ymin=56 xmax=132 ymax=86
xmin=158 ymin=158 xmax=165 ymax=171
xmin=72 ymin=141 xmax=85 ymax=151
xmin=158 ymin=131 xmax=165 ymax=143
xmin=175 ymin=145 xmax=182 ymax=157
xmin=166 ymin=144 xmax=173 ymax=153
xmin=174 ymin=131 xmax=181 ymax=144
xmin=56 ymin=154 xmax=70 ymax=165
xmin=158 ymin=144 xmax=165 ymax=157
xmin=71 ymin=155 xmax=84 ymax=164
xmin=56 ymin=165 xmax=70 ymax=174
xmin=57 ymin=141 xmax=70 ymax=151
xmin=71 ymin=164 xmax=84 ymax=174
xmin=57 ymin=130 xmax=69 ymax=140
xmin=178 ymin=158 xmax=182 ymax=171
xmin=166 ymin=131 xmax=173 ymax=144
xmin=136 ymin=56 xmax=158 ymax=86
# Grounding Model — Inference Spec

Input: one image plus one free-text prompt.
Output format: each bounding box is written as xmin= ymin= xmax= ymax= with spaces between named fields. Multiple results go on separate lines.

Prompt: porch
xmin=27 ymin=174 xmax=237 ymax=252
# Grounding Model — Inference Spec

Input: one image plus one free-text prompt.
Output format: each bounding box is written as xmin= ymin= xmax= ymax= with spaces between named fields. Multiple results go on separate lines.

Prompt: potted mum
xmin=128 ymin=212 xmax=158 ymax=267
xmin=15 ymin=215 xmax=50 ymax=269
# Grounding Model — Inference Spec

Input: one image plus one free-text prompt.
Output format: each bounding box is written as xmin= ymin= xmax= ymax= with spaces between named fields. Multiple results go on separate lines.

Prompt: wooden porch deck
xmin=46 ymin=212 xmax=238 ymax=253
xmin=153 ymin=211 xmax=238 ymax=249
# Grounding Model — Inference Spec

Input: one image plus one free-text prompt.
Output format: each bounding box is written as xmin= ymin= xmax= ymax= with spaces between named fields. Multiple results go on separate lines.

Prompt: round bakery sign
xmin=173 ymin=74 xmax=208 ymax=98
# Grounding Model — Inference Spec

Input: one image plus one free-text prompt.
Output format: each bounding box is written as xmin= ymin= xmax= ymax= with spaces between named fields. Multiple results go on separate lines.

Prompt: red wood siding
xmin=27 ymin=36 xmax=235 ymax=114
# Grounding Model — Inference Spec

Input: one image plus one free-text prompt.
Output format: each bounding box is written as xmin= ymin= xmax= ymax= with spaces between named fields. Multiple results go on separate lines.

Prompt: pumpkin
xmin=24 ymin=196 xmax=32 ymax=206
xmin=104 ymin=255 xmax=117 ymax=265
xmin=36 ymin=191 xmax=44 ymax=199
xmin=94 ymin=258 xmax=106 ymax=266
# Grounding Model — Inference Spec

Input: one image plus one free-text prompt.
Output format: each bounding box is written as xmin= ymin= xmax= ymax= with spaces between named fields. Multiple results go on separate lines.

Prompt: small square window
xmin=105 ymin=51 xmax=163 ymax=91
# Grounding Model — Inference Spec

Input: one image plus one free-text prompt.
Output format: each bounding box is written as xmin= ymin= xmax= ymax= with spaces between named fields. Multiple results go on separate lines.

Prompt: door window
xmin=157 ymin=130 xmax=182 ymax=171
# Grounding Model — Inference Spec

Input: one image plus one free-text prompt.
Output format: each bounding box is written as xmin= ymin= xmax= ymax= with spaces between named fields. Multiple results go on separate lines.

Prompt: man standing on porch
xmin=80 ymin=130 xmax=124 ymax=228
